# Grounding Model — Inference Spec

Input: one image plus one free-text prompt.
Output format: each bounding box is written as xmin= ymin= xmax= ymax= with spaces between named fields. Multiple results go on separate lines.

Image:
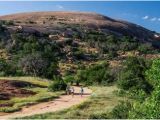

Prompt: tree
xmin=118 ymin=57 xmax=152 ymax=93
xmin=146 ymin=59 xmax=160 ymax=87
xmin=76 ymin=62 xmax=113 ymax=85
xmin=129 ymin=59 xmax=160 ymax=119
xmin=48 ymin=76 xmax=67 ymax=91
xmin=0 ymin=59 xmax=16 ymax=76
xmin=138 ymin=43 xmax=153 ymax=54
xmin=19 ymin=53 xmax=48 ymax=76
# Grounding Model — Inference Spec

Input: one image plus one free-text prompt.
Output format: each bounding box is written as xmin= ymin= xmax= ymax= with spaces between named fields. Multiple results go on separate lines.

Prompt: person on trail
xmin=66 ymin=85 xmax=70 ymax=95
xmin=70 ymin=87 xmax=75 ymax=97
xmin=80 ymin=86 xmax=84 ymax=97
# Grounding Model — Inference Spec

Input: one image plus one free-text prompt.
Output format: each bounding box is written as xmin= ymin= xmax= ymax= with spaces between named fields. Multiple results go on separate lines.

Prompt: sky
xmin=0 ymin=1 xmax=160 ymax=32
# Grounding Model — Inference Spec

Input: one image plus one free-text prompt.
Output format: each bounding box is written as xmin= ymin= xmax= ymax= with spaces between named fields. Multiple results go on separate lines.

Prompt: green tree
xmin=118 ymin=57 xmax=152 ymax=93
xmin=129 ymin=59 xmax=160 ymax=119
xmin=76 ymin=62 xmax=113 ymax=85
xmin=138 ymin=43 xmax=153 ymax=54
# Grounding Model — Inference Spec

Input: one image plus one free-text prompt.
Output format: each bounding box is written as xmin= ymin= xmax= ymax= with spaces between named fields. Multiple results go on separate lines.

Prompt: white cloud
xmin=56 ymin=5 xmax=64 ymax=9
xmin=142 ymin=15 xmax=160 ymax=22
xmin=142 ymin=15 xmax=149 ymax=20
xmin=150 ymin=17 xmax=157 ymax=21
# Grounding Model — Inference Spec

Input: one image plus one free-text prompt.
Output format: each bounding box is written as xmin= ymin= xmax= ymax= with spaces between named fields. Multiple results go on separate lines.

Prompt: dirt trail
xmin=0 ymin=86 xmax=92 ymax=119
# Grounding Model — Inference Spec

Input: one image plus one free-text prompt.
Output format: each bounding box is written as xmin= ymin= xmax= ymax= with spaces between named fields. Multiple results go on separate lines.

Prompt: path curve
xmin=0 ymin=86 xmax=92 ymax=119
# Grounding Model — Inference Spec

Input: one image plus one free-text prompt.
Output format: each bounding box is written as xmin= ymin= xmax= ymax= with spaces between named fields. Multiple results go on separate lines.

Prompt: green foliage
xmin=146 ymin=59 xmax=160 ymax=87
xmin=129 ymin=59 xmax=160 ymax=119
xmin=0 ymin=20 xmax=14 ymax=26
xmin=49 ymin=77 xmax=67 ymax=91
xmin=0 ymin=59 xmax=16 ymax=76
xmin=63 ymin=75 xmax=74 ymax=84
xmin=89 ymin=112 xmax=109 ymax=119
xmin=108 ymin=50 xmax=118 ymax=59
xmin=84 ymin=34 xmax=147 ymax=59
xmin=117 ymin=56 xmax=152 ymax=94
xmin=129 ymin=90 xmax=160 ymax=119
xmin=109 ymin=101 xmax=132 ymax=119
xmin=76 ymin=62 xmax=114 ymax=85
xmin=0 ymin=33 xmax=59 ymax=78
xmin=138 ymin=43 xmax=155 ymax=54
xmin=119 ymin=36 xmax=138 ymax=51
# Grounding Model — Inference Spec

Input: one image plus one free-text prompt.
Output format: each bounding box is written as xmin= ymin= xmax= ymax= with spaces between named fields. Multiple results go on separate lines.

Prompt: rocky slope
xmin=0 ymin=11 xmax=158 ymax=43
xmin=0 ymin=11 xmax=159 ymax=78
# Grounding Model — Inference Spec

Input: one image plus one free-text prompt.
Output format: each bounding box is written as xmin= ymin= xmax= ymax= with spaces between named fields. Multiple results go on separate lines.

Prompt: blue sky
xmin=0 ymin=1 xmax=160 ymax=32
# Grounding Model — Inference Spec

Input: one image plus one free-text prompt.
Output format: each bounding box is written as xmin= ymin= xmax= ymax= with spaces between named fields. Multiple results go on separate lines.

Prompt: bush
xmin=0 ymin=59 xmax=16 ymax=76
xmin=128 ymin=59 xmax=160 ymax=119
xmin=108 ymin=50 xmax=118 ymax=59
xmin=138 ymin=43 xmax=154 ymax=54
xmin=0 ymin=20 xmax=14 ymax=26
xmin=89 ymin=112 xmax=109 ymax=119
xmin=129 ymin=88 xmax=160 ymax=119
xmin=49 ymin=77 xmax=67 ymax=91
xmin=19 ymin=53 xmax=48 ymax=77
xmin=109 ymin=101 xmax=132 ymax=119
xmin=76 ymin=62 xmax=114 ymax=85
xmin=117 ymin=56 xmax=152 ymax=94
xmin=63 ymin=75 xmax=74 ymax=84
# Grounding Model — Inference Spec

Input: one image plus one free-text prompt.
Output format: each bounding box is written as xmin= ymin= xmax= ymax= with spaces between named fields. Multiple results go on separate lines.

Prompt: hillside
xmin=0 ymin=11 xmax=160 ymax=78
xmin=0 ymin=11 xmax=158 ymax=42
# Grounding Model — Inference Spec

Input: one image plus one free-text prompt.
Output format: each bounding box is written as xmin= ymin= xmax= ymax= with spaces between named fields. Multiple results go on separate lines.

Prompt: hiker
xmin=70 ymin=87 xmax=75 ymax=97
xmin=66 ymin=85 xmax=70 ymax=95
xmin=80 ymin=86 xmax=84 ymax=97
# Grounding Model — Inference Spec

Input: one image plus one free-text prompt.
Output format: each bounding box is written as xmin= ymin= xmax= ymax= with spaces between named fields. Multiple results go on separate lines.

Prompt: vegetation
xmin=0 ymin=20 xmax=14 ymax=26
xmin=128 ymin=59 xmax=160 ymax=119
xmin=118 ymin=56 xmax=152 ymax=94
xmin=76 ymin=62 xmax=114 ymax=85
xmin=105 ymin=59 xmax=160 ymax=119
xmin=0 ymin=77 xmax=64 ymax=113
xmin=48 ymin=77 xmax=67 ymax=91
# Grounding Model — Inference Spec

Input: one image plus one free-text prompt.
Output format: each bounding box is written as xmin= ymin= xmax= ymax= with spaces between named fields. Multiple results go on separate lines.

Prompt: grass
xmin=0 ymin=77 xmax=64 ymax=113
xmin=0 ymin=76 xmax=50 ymax=87
xmin=21 ymin=85 xmax=126 ymax=119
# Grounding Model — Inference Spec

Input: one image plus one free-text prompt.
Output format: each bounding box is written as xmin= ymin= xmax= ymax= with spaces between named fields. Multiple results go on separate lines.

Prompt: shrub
xmin=108 ymin=50 xmax=118 ymax=59
xmin=89 ymin=112 xmax=109 ymax=119
xmin=63 ymin=75 xmax=74 ymax=84
xmin=128 ymin=59 xmax=160 ymax=119
xmin=0 ymin=59 xmax=16 ymax=76
xmin=117 ymin=56 xmax=152 ymax=94
xmin=129 ymin=88 xmax=160 ymax=119
xmin=138 ymin=43 xmax=155 ymax=54
xmin=49 ymin=77 xmax=67 ymax=91
xmin=19 ymin=53 xmax=48 ymax=77
xmin=109 ymin=101 xmax=132 ymax=119
xmin=76 ymin=62 xmax=114 ymax=85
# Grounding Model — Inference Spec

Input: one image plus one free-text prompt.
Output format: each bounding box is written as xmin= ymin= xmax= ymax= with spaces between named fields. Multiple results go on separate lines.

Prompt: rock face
xmin=0 ymin=11 xmax=158 ymax=43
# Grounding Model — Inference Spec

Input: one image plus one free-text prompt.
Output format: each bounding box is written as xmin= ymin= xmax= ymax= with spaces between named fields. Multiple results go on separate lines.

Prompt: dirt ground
xmin=0 ymin=80 xmax=36 ymax=101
